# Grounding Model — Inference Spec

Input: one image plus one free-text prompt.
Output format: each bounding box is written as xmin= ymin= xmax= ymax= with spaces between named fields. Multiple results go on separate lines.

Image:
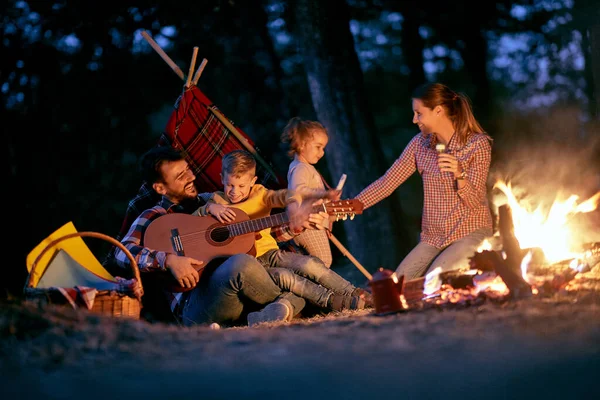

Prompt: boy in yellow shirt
xmin=197 ymin=150 xmax=372 ymax=321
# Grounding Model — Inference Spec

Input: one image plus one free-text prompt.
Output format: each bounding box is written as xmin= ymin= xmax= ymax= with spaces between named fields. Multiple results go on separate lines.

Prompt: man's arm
xmin=114 ymin=208 xmax=168 ymax=272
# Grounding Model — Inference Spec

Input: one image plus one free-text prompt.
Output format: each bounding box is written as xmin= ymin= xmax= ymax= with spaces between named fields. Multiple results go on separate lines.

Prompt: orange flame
xmin=493 ymin=180 xmax=600 ymax=264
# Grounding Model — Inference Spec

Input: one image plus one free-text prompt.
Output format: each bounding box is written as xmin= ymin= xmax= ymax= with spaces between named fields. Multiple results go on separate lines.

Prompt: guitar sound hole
xmin=210 ymin=226 xmax=231 ymax=243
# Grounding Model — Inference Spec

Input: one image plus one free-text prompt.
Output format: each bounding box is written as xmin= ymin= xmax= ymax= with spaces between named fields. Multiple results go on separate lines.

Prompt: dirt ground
xmin=1 ymin=263 xmax=599 ymax=400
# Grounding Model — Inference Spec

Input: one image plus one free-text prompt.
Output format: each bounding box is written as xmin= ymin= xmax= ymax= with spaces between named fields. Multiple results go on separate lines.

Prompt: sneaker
xmin=352 ymin=287 xmax=374 ymax=308
xmin=327 ymin=294 xmax=366 ymax=311
xmin=247 ymin=301 xmax=292 ymax=327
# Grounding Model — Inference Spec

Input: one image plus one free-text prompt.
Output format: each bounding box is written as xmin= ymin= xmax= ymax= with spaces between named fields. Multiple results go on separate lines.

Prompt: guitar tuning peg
xmin=343 ymin=214 xmax=348 ymax=221
xmin=350 ymin=214 xmax=355 ymax=220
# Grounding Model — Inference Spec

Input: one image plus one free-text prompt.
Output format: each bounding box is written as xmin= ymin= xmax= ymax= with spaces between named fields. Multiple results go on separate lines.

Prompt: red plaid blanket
xmin=107 ymin=86 xmax=286 ymax=263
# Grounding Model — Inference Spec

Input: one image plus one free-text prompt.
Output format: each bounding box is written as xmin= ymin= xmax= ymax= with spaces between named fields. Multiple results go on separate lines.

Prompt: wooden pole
xmin=207 ymin=106 xmax=281 ymax=184
xmin=185 ymin=47 xmax=199 ymax=88
xmin=192 ymin=58 xmax=208 ymax=86
xmin=327 ymin=232 xmax=372 ymax=280
xmin=141 ymin=30 xmax=185 ymax=80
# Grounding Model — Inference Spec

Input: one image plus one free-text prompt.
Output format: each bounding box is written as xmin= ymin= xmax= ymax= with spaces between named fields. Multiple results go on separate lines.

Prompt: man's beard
xmin=168 ymin=184 xmax=198 ymax=204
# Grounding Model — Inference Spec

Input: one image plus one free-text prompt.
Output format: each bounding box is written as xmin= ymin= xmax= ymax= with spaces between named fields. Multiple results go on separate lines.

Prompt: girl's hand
xmin=208 ymin=203 xmax=236 ymax=223
xmin=437 ymin=153 xmax=462 ymax=179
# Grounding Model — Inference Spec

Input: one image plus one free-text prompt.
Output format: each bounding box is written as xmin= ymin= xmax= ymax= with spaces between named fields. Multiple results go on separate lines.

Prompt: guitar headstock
xmin=321 ymin=199 xmax=364 ymax=221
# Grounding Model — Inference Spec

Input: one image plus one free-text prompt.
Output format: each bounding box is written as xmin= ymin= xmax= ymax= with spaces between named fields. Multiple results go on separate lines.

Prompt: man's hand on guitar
xmin=207 ymin=203 xmax=236 ymax=223
xmin=165 ymin=254 xmax=203 ymax=289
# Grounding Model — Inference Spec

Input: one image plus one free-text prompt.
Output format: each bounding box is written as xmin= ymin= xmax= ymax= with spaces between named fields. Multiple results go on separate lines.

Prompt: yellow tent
xmin=25 ymin=221 xmax=117 ymax=288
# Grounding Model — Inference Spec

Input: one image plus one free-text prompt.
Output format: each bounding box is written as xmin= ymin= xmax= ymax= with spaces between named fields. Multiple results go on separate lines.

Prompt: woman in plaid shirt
xmin=355 ymin=82 xmax=493 ymax=279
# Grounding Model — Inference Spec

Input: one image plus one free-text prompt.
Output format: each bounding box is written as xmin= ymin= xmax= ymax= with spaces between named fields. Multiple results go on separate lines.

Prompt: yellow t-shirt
xmin=198 ymin=184 xmax=296 ymax=257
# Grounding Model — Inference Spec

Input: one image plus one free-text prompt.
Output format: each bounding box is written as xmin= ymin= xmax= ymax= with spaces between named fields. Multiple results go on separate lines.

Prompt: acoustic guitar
xmin=143 ymin=199 xmax=364 ymax=292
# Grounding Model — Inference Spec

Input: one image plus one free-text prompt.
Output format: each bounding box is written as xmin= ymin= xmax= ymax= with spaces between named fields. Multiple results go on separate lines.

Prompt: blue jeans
xmin=258 ymin=249 xmax=356 ymax=296
xmin=395 ymin=228 xmax=493 ymax=279
xmin=181 ymin=254 xmax=306 ymax=326
xmin=267 ymin=267 xmax=333 ymax=308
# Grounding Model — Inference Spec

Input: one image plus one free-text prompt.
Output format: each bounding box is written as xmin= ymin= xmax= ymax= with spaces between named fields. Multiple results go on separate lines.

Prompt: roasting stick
xmin=141 ymin=30 xmax=185 ymax=80
xmin=328 ymin=233 xmax=372 ymax=281
xmin=192 ymin=58 xmax=208 ymax=86
xmin=185 ymin=47 xmax=199 ymax=88
xmin=208 ymin=106 xmax=281 ymax=183
xmin=326 ymin=173 xmax=372 ymax=280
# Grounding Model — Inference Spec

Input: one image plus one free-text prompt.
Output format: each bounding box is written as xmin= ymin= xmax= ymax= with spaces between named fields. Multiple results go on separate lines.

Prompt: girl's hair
xmin=280 ymin=117 xmax=328 ymax=159
xmin=412 ymin=82 xmax=490 ymax=146
xmin=222 ymin=149 xmax=256 ymax=177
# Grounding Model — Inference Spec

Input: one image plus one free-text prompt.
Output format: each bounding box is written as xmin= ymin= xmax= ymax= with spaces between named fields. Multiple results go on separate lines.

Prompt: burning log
xmin=496 ymin=205 xmax=533 ymax=299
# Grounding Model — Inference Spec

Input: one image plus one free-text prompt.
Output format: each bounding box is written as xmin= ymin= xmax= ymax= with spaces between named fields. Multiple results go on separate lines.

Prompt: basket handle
xmin=26 ymin=231 xmax=141 ymax=289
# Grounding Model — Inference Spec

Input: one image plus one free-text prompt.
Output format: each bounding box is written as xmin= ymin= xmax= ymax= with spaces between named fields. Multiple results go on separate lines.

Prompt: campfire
xmin=403 ymin=180 xmax=600 ymax=309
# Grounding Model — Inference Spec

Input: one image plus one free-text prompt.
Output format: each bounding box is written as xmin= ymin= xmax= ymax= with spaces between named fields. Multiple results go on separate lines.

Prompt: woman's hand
xmin=437 ymin=153 xmax=463 ymax=179
xmin=208 ymin=203 xmax=236 ymax=223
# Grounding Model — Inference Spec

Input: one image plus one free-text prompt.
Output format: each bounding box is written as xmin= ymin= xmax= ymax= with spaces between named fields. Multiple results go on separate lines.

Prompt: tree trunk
xmin=398 ymin=6 xmax=426 ymax=93
xmin=588 ymin=24 xmax=600 ymax=119
xmin=290 ymin=0 xmax=411 ymax=270
xmin=573 ymin=0 xmax=600 ymax=120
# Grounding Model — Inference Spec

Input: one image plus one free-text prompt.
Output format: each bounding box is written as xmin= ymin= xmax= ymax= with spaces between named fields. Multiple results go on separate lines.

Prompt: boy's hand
xmin=296 ymin=188 xmax=342 ymax=205
xmin=208 ymin=203 xmax=236 ymax=223
xmin=287 ymin=201 xmax=311 ymax=233
xmin=288 ymin=203 xmax=330 ymax=233
xmin=324 ymin=189 xmax=342 ymax=201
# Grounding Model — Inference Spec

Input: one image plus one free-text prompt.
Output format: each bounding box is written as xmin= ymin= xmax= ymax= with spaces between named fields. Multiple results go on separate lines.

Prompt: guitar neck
xmin=225 ymin=200 xmax=360 ymax=237
xmin=227 ymin=212 xmax=291 ymax=237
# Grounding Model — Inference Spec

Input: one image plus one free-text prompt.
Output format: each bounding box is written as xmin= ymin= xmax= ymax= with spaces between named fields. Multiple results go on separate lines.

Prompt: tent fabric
xmin=27 ymin=221 xmax=116 ymax=288
xmin=106 ymin=86 xmax=288 ymax=265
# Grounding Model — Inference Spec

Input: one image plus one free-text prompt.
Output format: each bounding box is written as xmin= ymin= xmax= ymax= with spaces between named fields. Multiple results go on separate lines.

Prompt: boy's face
xmin=221 ymin=171 xmax=257 ymax=204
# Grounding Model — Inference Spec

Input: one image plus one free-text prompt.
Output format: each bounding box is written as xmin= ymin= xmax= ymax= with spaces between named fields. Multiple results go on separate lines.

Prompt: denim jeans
xmin=395 ymin=228 xmax=493 ymax=280
xmin=181 ymin=253 xmax=305 ymax=326
xmin=267 ymin=267 xmax=333 ymax=308
xmin=258 ymin=249 xmax=356 ymax=296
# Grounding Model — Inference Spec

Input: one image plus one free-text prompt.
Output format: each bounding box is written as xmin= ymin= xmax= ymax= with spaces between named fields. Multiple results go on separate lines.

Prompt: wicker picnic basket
xmin=24 ymin=231 xmax=143 ymax=319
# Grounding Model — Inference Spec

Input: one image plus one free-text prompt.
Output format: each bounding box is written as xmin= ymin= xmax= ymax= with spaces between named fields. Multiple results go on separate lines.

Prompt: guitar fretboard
xmin=227 ymin=213 xmax=290 ymax=237
xmin=223 ymin=200 xmax=359 ymax=237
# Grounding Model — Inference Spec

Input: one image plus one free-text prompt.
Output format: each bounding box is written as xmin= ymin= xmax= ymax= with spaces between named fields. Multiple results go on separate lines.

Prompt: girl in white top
xmin=281 ymin=117 xmax=334 ymax=268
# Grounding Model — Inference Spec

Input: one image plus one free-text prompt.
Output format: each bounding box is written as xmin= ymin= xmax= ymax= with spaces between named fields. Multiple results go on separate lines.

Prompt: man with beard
xmin=114 ymin=146 xmax=356 ymax=327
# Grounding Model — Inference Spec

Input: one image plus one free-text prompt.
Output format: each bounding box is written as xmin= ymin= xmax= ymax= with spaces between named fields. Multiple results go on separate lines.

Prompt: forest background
xmin=3 ymin=0 xmax=600 ymax=297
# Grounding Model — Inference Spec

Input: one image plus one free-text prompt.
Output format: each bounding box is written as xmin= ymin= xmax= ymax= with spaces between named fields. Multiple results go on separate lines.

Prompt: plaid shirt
xmin=356 ymin=133 xmax=493 ymax=248
xmin=113 ymin=194 xmax=299 ymax=318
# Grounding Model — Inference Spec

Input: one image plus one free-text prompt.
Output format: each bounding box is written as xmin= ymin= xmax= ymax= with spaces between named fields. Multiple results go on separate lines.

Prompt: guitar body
xmin=144 ymin=208 xmax=256 ymax=292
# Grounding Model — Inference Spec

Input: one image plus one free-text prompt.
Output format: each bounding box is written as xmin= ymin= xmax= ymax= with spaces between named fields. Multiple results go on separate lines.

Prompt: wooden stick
xmin=192 ymin=58 xmax=208 ymax=86
xmin=207 ymin=106 xmax=281 ymax=184
xmin=141 ymin=30 xmax=185 ymax=80
xmin=185 ymin=47 xmax=199 ymax=88
xmin=328 ymin=232 xmax=372 ymax=280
